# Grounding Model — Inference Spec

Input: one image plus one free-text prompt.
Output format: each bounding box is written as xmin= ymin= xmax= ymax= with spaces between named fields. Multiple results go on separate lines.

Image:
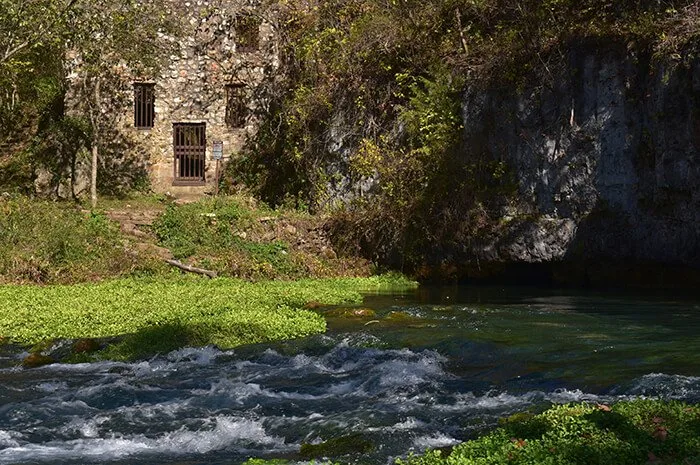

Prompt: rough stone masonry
xmin=61 ymin=0 xmax=278 ymax=198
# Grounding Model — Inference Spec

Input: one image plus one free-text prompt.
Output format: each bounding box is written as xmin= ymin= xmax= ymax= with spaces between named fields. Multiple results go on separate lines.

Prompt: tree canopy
xmin=0 ymin=0 xmax=178 ymax=198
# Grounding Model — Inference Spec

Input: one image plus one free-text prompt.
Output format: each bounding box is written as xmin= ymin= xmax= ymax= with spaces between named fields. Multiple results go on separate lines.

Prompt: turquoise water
xmin=0 ymin=285 xmax=698 ymax=464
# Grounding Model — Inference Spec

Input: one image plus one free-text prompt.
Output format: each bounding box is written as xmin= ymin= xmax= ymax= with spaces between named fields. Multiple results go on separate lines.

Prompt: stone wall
xmin=65 ymin=0 xmax=279 ymax=197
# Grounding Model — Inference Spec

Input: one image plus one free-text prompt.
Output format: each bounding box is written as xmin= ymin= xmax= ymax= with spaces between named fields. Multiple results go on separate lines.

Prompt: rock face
xmin=458 ymin=43 xmax=700 ymax=287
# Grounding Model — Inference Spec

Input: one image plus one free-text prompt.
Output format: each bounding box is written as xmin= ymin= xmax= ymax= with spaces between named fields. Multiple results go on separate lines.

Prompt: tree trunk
xmin=90 ymin=141 xmax=98 ymax=209
xmin=90 ymin=78 xmax=101 ymax=210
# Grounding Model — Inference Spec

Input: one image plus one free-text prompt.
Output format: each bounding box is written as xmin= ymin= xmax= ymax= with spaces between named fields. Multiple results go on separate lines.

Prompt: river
xmin=0 ymin=285 xmax=698 ymax=464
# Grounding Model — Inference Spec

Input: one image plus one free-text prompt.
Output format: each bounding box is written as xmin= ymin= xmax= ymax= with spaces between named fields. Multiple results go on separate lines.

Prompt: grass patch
xmin=0 ymin=195 xmax=369 ymax=284
xmin=152 ymin=196 xmax=370 ymax=280
xmin=0 ymin=274 xmax=417 ymax=360
xmin=399 ymin=400 xmax=700 ymax=465
xmin=82 ymin=193 xmax=170 ymax=212
xmin=0 ymin=195 xmax=152 ymax=284
xmin=152 ymin=196 xmax=266 ymax=259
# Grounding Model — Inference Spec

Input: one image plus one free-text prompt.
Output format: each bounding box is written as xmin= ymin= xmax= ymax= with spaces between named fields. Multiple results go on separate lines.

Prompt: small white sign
xmin=212 ymin=140 xmax=224 ymax=160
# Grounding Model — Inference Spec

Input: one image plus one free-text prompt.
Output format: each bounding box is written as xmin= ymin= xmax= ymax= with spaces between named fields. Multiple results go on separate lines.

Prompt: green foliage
xmin=226 ymin=0 xmax=697 ymax=274
xmin=0 ymin=0 xmax=179 ymax=196
xmin=0 ymin=275 xmax=416 ymax=360
xmin=0 ymin=196 xmax=147 ymax=284
xmin=241 ymin=460 xmax=291 ymax=465
xmin=240 ymin=460 xmax=339 ymax=465
xmin=30 ymin=115 xmax=92 ymax=198
xmin=400 ymin=74 xmax=464 ymax=159
xmin=152 ymin=197 xmax=303 ymax=278
xmin=152 ymin=197 xmax=259 ymax=258
xmin=151 ymin=196 xmax=372 ymax=280
xmin=231 ymin=0 xmax=696 ymax=203
xmin=0 ymin=0 xmax=71 ymax=141
xmin=398 ymin=400 xmax=700 ymax=465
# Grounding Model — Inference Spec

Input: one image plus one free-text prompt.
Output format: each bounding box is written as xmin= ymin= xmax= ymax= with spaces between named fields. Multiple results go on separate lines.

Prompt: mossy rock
xmin=324 ymin=307 xmax=377 ymax=318
xmin=386 ymin=311 xmax=413 ymax=320
xmin=22 ymin=353 xmax=55 ymax=368
xmin=384 ymin=311 xmax=424 ymax=324
xmin=29 ymin=339 xmax=56 ymax=353
xmin=300 ymin=433 xmax=374 ymax=459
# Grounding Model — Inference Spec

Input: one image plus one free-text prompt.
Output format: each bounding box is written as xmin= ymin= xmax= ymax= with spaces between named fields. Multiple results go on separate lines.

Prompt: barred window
xmin=173 ymin=123 xmax=206 ymax=185
xmin=225 ymin=84 xmax=248 ymax=128
xmin=134 ymin=83 xmax=155 ymax=129
xmin=234 ymin=15 xmax=261 ymax=52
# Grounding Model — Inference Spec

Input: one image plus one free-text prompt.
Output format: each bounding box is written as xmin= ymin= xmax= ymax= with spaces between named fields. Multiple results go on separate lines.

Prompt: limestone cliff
xmin=459 ymin=43 xmax=699 ymax=287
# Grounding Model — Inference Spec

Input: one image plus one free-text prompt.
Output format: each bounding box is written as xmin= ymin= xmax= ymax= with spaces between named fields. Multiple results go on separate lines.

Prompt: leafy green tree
xmin=0 ymin=0 xmax=75 ymax=66
xmin=0 ymin=0 xmax=75 ymax=145
xmin=0 ymin=0 xmax=179 ymax=198
xmin=0 ymin=1 xmax=79 ymax=193
xmin=66 ymin=0 xmax=178 ymax=208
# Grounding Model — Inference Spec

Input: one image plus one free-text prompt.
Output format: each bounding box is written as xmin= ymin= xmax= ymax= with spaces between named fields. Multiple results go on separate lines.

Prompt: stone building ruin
xmin=60 ymin=0 xmax=279 ymax=198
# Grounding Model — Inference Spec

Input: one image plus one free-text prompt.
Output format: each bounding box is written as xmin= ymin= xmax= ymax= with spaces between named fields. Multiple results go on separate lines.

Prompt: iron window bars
xmin=225 ymin=84 xmax=248 ymax=128
xmin=173 ymin=123 xmax=206 ymax=185
xmin=134 ymin=83 xmax=155 ymax=129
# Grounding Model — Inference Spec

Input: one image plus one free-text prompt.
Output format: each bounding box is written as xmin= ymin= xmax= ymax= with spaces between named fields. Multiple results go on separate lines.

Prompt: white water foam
xmin=627 ymin=373 xmax=700 ymax=399
xmin=435 ymin=389 xmax=607 ymax=414
xmin=35 ymin=381 xmax=69 ymax=393
xmin=0 ymin=417 xmax=285 ymax=464
xmin=366 ymin=417 xmax=426 ymax=433
xmin=3 ymin=329 xmax=697 ymax=465
xmin=166 ymin=346 xmax=224 ymax=365
xmin=413 ymin=432 xmax=461 ymax=449
xmin=0 ymin=430 xmax=21 ymax=448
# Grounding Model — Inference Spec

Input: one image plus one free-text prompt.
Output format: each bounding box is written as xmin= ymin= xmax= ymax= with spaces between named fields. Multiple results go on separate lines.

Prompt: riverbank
xmin=0 ymin=194 xmax=406 ymax=361
xmin=0 ymin=275 xmax=416 ymax=362
xmin=0 ymin=195 xmax=697 ymax=465
xmin=0 ymin=194 xmax=371 ymax=285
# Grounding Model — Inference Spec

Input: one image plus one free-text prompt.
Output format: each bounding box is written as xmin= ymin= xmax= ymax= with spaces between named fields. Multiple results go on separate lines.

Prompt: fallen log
xmin=165 ymin=259 xmax=218 ymax=279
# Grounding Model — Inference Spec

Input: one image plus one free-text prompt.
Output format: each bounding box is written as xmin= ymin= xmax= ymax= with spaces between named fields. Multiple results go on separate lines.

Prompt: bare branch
xmin=165 ymin=260 xmax=218 ymax=278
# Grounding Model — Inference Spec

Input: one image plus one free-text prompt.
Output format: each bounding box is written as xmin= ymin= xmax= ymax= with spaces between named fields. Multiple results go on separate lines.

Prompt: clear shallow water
xmin=0 ymin=285 xmax=698 ymax=464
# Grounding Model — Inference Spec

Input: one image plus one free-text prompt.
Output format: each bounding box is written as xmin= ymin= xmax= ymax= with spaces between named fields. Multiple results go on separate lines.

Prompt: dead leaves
xmin=596 ymin=403 xmax=612 ymax=412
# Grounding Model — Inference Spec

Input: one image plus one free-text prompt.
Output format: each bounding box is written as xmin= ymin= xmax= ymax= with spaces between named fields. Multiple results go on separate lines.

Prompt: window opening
xmin=225 ymin=84 xmax=248 ymax=128
xmin=134 ymin=83 xmax=155 ymax=129
xmin=173 ymin=123 xmax=206 ymax=185
xmin=234 ymin=15 xmax=261 ymax=52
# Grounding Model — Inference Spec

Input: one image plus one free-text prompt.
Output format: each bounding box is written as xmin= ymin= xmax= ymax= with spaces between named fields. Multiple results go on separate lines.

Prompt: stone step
xmin=105 ymin=210 xmax=162 ymax=226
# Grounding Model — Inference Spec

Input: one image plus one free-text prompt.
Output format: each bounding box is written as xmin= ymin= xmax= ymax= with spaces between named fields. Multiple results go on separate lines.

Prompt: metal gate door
xmin=173 ymin=123 xmax=206 ymax=185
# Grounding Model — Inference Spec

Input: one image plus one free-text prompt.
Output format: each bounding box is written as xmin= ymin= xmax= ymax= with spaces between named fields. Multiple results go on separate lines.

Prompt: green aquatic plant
xmin=0 ymin=275 xmax=417 ymax=360
xmin=397 ymin=400 xmax=700 ymax=465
